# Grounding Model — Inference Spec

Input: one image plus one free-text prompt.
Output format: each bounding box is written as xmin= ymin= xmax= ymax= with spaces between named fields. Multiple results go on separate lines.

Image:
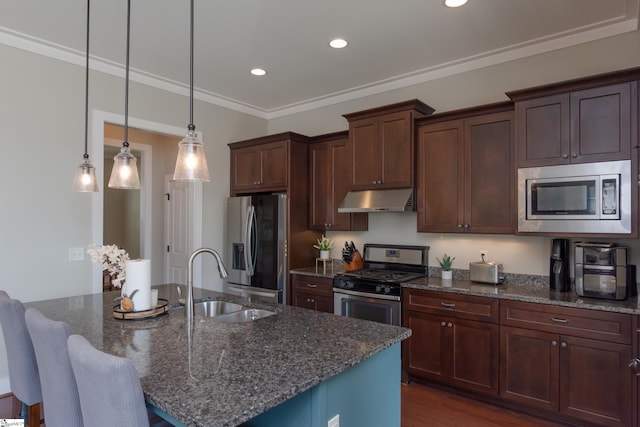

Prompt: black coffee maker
xmin=550 ymin=238 xmax=570 ymax=292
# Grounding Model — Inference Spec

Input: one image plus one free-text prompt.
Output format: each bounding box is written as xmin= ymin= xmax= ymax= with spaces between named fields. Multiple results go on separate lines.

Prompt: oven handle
xmin=332 ymin=287 xmax=401 ymax=302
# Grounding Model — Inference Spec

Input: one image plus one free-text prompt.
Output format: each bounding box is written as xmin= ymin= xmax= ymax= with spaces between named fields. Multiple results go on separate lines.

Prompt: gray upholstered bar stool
xmin=25 ymin=307 xmax=83 ymax=427
xmin=0 ymin=291 xmax=42 ymax=427
xmin=67 ymin=334 xmax=151 ymax=427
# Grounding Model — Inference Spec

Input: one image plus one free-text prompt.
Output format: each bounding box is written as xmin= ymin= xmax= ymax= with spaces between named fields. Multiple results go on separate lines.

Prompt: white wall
xmin=268 ymin=30 xmax=640 ymax=275
xmin=0 ymin=43 xmax=266 ymax=391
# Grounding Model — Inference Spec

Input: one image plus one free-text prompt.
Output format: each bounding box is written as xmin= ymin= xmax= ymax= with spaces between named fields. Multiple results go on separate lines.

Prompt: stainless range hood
xmin=338 ymin=188 xmax=416 ymax=213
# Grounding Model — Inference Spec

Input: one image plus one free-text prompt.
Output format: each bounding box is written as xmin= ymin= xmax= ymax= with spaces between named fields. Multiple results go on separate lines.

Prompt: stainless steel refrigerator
xmin=224 ymin=193 xmax=287 ymax=304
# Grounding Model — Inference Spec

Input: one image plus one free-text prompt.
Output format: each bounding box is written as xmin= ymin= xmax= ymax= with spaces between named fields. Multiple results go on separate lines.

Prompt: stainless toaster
xmin=469 ymin=261 xmax=503 ymax=284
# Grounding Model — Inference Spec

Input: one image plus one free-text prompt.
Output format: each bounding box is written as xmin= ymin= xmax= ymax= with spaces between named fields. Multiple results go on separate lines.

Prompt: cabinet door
xmin=259 ymin=141 xmax=288 ymax=189
xmin=570 ymin=82 xmax=633 ymax=164
xmin=464 ymin=112 xmax=515 ymax=234
xmin=231 ymin=146 xmax=261 ymax=191
xmin=450 ymin=318 xmax=499 ymax=396
xmin=559 ymin=335 xmax=632 ymax=426
xmin=292 ymin=291 xmax=333 ymax=313
xmin=331 ymin=138 xmax=367 ymax=230
xmin=350 ymin=117 xmax=381 ymax=189
xmin=404 ymin=311 xmax=448 ymax=383
xmin=380 ymin=111 xmax=413 ymax=189
xmin=416 ymin=120 xmax=464 ymax=232
xmin=310 ymin=142 xmax=333 ymax=229
xmin=516 ymin=94 xmax=570 ymax=167
xmin=500 ymin=326 xmax=559 ymax=411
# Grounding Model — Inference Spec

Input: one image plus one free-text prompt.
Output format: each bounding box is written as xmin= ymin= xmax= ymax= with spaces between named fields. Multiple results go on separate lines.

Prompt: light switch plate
xmin=69 ymin=247 xmax=85 ymax=261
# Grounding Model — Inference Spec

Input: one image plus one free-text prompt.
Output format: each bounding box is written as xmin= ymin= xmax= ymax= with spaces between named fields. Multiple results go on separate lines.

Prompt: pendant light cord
xmin=189 ymin=0 xmax=194 ymax=130
xmin=124 ymin=0 xmax=131 ymax=145
xmin=83 ymin=0 xmax=90 ymax=159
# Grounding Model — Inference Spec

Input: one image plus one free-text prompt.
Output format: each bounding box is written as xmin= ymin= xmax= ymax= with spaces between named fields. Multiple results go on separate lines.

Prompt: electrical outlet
xmin=328 ymin=414 xmax=339 ymax=427
xmin=69 ymin=247 xmax=85 ymax=261
xmin=480 ymin=250 xmax=488 ymax=259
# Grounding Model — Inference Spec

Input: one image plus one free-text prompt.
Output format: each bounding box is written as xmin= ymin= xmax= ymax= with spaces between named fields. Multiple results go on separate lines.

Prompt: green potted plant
xmin=313 ymin=235 xmax=333 ymax=259
xmin=437 ymin=253 xmax=455 ymax=280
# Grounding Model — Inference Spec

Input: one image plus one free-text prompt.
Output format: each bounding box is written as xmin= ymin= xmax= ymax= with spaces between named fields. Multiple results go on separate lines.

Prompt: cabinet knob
xmin=457 ymin=224 xmax=463 ymax=229
xmin=551 ymin=340 xmax=558 ymax=346
xmin=441 ymin=321 xmax=446 ymax=327
xmin=463 ymin=224 xmax=470 ymax=228
xmin=572 ymin=153 xmax=577 ymax=158
xmin=447 ymin=322 xmax=453 ymax=328
xmin=561 ymin=341 xmax=568 ymax=348
xmin=562 ymin=154 xmax=569 ymax=159
xmin=629 ymin=359 xmax=640 ymax=375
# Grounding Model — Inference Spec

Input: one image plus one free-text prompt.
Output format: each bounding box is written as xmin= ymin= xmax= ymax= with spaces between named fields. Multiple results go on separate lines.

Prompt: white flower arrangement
xmin=87 ymin=244 xmax=130 ymax=288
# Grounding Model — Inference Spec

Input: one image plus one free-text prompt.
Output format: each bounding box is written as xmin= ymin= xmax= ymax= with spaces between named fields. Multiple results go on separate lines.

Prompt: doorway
xmin=90 ymin=111 xmax=204 ymax=294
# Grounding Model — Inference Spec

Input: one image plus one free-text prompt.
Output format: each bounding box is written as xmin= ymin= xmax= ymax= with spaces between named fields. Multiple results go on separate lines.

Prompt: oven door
xmin=333 ymin=288 xmax=401 ymax=326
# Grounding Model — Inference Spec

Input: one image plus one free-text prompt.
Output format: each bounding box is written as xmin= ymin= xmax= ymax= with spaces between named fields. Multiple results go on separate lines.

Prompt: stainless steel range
xmin=333 ymin=244 xmax=429 ymax=326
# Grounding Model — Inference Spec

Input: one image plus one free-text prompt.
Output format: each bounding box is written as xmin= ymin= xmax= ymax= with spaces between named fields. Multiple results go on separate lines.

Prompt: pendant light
xmin=173 ymin=0 xmax=210 ymax=182
xmin=108 ymin=0 xmax=140 ymax=190
xmin=72 ymin=0 xmax=99 ymax=192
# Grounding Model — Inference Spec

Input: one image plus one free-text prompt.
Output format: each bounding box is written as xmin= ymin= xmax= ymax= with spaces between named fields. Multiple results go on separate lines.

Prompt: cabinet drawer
xmin=291 ymin=275 xmax=334 ymax=297
xmin=501 ymin=300 xmax=631 ymax=344
xmin=403 ymin=288 xmax=498 ymax=323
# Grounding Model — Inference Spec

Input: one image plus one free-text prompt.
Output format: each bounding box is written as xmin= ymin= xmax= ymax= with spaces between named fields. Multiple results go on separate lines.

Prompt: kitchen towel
xmin=125 ymin=259 xmax=151 ymax=311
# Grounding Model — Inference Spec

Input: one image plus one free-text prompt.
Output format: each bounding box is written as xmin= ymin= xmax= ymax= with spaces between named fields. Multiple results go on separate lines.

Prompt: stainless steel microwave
xmin=518 ymin=160 xmax=631 ymax=234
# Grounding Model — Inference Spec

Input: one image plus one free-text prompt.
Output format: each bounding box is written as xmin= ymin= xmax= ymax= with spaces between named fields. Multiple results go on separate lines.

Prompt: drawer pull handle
xmin=440 ymin=302 xmax=456 ymax=308
xmin=306 ymin=284 xmax=318 ymax=288
xmin=550 ymin=317 xmax=569 ymax=323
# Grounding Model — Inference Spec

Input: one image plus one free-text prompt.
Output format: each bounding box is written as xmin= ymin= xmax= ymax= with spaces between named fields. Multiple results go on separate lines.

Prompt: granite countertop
xmin=290 ymin=266 xmax=640 ymax=315
xmin=25 ymin=284 xmax=410 ymax=427
xmin=404 ymin=276 xmax=640 ymax=315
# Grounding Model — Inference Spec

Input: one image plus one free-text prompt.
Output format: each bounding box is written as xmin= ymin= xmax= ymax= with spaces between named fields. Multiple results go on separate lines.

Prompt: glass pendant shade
xmin=72 ymin=156 xmax=99 ymax=192
xmin=173 ymin=127 xmax=210 ymax=181
xmin=108 ymin=145 xmax=140 ymax=189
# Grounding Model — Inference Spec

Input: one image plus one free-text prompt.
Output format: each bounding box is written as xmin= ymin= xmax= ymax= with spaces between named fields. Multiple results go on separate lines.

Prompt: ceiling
xmin=0 ymin=0 xmax=638 ymax=118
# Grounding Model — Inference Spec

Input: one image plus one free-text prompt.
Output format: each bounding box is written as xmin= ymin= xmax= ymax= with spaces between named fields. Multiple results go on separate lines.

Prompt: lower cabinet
xmin=402 ymin=288 xmax=499 ymax=396
xmin=500 ymin=300 xmax=633 ymax=426
xmin=291 ymin=275 xmax=334 ymax=313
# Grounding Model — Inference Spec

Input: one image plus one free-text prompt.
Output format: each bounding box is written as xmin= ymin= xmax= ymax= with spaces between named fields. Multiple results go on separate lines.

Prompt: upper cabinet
xmin=343 ymin=100 xmax=434 ymax=190
xmin=309 ymin=132 xmax=367 ymax=231
xmin=508 ymin=75 xmax=638 ymax=168
xmin=416 ymin=103 xmax=515 ymax=234
xmin=230 ymin=138 xmax=289 ymax=193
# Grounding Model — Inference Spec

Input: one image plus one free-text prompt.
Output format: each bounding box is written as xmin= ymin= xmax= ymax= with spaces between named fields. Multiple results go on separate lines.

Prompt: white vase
xmin=441 ymin=270 xmax=452 ymax=280
xmin=320 ymin=250 xmax=330 ymax=259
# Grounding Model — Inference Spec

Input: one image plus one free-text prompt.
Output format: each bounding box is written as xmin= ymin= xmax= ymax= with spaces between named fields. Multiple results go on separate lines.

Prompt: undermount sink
xmin=193 ymin=300 xmax=244 ymax=317
xmin=188 ymin=300 xmax=277 ymax=322
xmin=212 ymin=308 xmax=277 ymax=323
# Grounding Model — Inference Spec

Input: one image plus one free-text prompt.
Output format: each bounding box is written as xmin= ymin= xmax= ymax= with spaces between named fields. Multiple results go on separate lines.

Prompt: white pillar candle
xmin=125 ymin=259 xmax=151 ymax=311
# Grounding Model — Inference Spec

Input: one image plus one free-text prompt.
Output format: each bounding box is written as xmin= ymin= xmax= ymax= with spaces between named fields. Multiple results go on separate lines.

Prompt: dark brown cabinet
xmin=500 ymin=300 xmax=633 ymax=426
xmin=416 ymin=104 xmax=515 ymax=234
xmin=309 ymin=132 xmax=367 ymax=231
xmin=343 ymin=100 xmax=434 ymax=190
xmin=403 ymin=288 xmax=499 ymax=397
xmin=230 ymin=139 xmax=288 ymax=193
xmin=509 ymin=80 xmax=637 ymax=167
xmin=229 ymin=132 xmax=321 ymax=287
xmin=291 ymin=275 xmax=333 ymax=313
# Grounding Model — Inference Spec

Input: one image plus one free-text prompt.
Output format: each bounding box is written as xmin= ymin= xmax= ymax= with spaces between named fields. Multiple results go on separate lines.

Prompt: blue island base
xmin=243 ymin=344 xmax=401 ymax=427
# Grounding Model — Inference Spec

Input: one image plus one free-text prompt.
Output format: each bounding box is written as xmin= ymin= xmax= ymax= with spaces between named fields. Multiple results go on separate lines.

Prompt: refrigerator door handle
xmin=245 ymin=205 xmax=256 ymax=276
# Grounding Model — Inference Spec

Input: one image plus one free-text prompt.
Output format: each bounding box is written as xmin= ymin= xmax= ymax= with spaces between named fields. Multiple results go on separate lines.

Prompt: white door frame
xmin=90 ymin=110 xmax=203 ymax=293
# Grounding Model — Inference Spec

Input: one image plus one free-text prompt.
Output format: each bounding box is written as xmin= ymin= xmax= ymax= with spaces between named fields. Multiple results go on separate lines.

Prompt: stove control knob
xmin=383 ymin=286 xmax=391 ymax=294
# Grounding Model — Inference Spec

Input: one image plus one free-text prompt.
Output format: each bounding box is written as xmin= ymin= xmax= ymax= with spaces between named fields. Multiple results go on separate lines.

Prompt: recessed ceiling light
xmin=250 ymin=68 xmax=266 ymax=76
xmin=329 ymin=38 xmax=348 ymax=49
xmin=444 ymin=0 xmax=468 ymax=7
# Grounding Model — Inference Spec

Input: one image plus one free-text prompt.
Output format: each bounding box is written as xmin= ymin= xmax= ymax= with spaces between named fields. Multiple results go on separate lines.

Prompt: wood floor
xmin=2 ymin=385 xmax=568 ymax=426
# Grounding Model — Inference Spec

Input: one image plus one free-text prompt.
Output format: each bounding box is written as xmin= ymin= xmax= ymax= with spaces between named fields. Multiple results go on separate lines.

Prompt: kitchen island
xmin=25 ymin=285 xmax=410 ymax=427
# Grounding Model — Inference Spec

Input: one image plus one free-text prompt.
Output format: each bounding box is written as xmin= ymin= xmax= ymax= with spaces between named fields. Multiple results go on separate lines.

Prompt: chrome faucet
xmin=186 ymin=248 xmax=229 ymax=321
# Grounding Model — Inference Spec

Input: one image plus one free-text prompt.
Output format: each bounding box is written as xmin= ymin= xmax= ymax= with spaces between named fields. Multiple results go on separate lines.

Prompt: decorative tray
xmin=113 ymin=298 xmax=170 ymax=320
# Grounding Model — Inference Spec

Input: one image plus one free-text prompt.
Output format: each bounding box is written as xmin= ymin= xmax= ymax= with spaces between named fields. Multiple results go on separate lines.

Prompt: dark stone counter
xmin=25 ymin=284 xmax=410 ymax=427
